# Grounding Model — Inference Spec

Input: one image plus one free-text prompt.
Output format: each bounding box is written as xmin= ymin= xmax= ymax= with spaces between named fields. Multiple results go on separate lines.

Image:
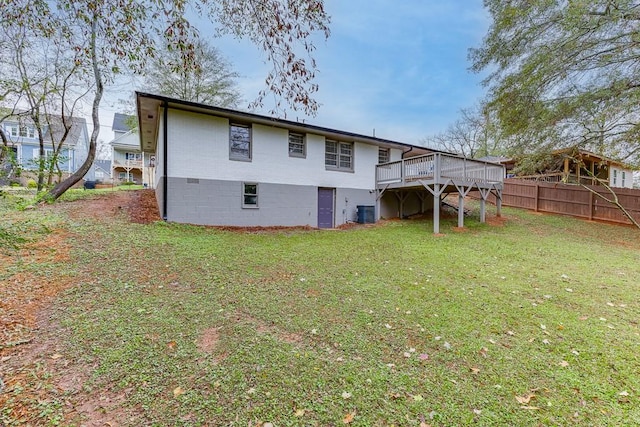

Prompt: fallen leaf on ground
xmin=560 ymin=360 xmax=569 ymax=367
xmin=294 ymin=408 xmax=306 ymax=417
xmin=343 ymin=412 xmax=355 ymax=424
xmin=342 ymin=391 xmax=352 ymax=399
xmin=515 ymin=394 xmax=535 ymax=404
xmin=470 ymin=367 xmax=480 ymax=374
xmin=413 ymin=394 xmax=424 ymax=401
xmin=173 ymin=386 xmax=185 ymax=397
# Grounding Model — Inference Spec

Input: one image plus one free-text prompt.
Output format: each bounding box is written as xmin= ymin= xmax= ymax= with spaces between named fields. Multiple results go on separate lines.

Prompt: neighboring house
xmin=493 ymin=149 xmax=635 ymax=188
xmin=110 ymin=113 xmax=153 ymax=186
xmin=92 ymin=159 xmax=112 ymax=182
xmin=1 ymin=115 xmax=89 ymax=183
xmin=136 ymin=92 xmax=504 ymax=232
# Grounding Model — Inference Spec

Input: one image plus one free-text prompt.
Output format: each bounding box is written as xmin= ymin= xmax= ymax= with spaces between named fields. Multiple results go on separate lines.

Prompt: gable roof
xmin=47 ymin=116 xmax=88 ymax=148
xmin=136 ymin=92 xmax=443 ymax=155
xmin=112 ymin=113 xmax=135 ymax=133
xmin=2 ymin=113 xmax=87 ymax=147
xmin=93 ymin=159 xmax=111 ymax=171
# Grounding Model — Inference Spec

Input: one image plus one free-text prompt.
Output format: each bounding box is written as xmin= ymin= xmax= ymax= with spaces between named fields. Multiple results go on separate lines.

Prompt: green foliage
xmin=471 ymin=0 xmax=640 ymax=165
xmin=142 ymin=39 xmax=243 ymax=108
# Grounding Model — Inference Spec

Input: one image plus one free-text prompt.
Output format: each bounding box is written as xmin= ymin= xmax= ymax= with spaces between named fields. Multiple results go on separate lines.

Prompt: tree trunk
xmin=46 ymin=16 xmax=102 ymax=202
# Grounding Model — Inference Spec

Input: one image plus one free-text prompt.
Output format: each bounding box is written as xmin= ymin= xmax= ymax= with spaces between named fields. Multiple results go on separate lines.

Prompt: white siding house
xmin=137 ymin=92 xmax=505 ymax=231
xmin=136 ymin=92 xmax=436 ymax=228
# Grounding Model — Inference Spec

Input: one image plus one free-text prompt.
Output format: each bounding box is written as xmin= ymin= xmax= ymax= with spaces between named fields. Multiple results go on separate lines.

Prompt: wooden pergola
xmin=376 ymin=153 xmax=505 ymax=233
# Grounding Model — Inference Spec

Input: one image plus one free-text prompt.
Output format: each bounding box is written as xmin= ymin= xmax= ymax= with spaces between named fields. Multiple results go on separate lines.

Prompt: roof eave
xmin=136 ymin=92 xmax=445 ymax=155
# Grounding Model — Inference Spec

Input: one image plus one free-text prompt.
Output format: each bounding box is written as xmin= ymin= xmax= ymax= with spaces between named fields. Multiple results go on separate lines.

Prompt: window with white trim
xmin=242 ymin=182 xmax=258 ymax=208
xmin=230 ymin=123 xmax=251 ymax=161
xmin=613 ymin=169 xmax=618 ymax=186
xmin=325 ymin=140 xmax=353 ymax=171
xmin=378 ymin=147 xmax=390 ymax=164
xmin=19 ymin=125 xmax=36 ymax=138
xmin=32 ymin=148 xmax=54 ymax=161
xmin=622 ymin=171 xmax=626 ymax=187
xmin=125 ymin=152 xmax=142 ymax=161
xmin=6 ymin=124 xmax=18 ymax=137
xmin=288 ymin=132 xmax=305 ymax=158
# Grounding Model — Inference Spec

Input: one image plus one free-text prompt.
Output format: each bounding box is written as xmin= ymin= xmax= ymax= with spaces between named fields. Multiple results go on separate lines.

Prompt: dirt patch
xmin=234 ymin=311 xmax=304 ymax=345
xmin=486 ymin=215 xmax=509 ymax=226
xmin=0 ymin=190 xmax=158 ymax=425
xmin=126 ymin=189 xmax=162 ymax=224
xmin=197 ymin=327 xmax=221 ymax=354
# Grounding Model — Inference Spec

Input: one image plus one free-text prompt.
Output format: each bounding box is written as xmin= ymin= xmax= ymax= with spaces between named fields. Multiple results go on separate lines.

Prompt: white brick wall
xmin=164 ymin=109 xmax=401 ymax=190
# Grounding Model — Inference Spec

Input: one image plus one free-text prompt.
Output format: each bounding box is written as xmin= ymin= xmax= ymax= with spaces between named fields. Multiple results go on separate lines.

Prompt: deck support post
xmin=480 ymin=198 xmax=486 ymax=223
xmin=433 ymin=183 xmax=441 ymax=234
xmin=496 ymin=188 xmax=502 ymax=217
xmin=458 ymin=193 xmax=465 ymax=228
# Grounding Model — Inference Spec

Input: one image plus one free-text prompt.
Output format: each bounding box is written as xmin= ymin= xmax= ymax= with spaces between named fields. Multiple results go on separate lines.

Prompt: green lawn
xmin=2 ymin=193 xmax=640 ymax=426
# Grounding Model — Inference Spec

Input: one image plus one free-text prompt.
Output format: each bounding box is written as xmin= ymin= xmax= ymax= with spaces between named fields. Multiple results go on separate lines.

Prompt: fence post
xmin=534 ymin=183 xmax=539 ymax=212
xmin=589 ymin=189 xmax=594 ymax=220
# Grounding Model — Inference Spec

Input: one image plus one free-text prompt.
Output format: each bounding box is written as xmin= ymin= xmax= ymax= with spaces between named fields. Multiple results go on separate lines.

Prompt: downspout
xmin=162 ymin=101 xmax=168 ymax=220
xmin=401 ymin=146 xmax=413 ymax=159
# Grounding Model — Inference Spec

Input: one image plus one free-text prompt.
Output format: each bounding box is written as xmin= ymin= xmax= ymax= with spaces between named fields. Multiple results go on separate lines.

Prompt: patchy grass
xmin=1 ymin=193 xmax=640 ymax=426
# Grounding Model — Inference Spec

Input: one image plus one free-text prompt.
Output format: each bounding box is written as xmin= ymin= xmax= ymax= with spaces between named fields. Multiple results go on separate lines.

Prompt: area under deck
xmin=376 ymin=153 xmax=505 ymax=233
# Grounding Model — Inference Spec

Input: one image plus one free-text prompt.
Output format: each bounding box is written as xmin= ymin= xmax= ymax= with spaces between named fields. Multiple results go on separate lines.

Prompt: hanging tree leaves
xmin=0 ymin=0 xmax=330 ymax=200
xmin=470 ymin=0 xmax=640 ymax=165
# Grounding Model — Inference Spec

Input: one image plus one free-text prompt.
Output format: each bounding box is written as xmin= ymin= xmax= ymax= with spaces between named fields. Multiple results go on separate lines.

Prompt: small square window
xmin=288 ymin=132 xmax=305 ymax=158
xmin=230 ymin=123 xmax=251 ymax=161
xmin=242 ymin=182 xmax=258 ymax=208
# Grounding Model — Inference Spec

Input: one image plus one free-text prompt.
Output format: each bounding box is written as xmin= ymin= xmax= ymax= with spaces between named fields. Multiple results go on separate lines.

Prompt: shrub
xmin=27 ymin=179 xmax=37 ymax=189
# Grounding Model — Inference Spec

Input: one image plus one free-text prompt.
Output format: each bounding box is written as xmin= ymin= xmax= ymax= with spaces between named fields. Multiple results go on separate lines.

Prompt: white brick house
xmin=136 ymin=92 xmax=503 ymax=230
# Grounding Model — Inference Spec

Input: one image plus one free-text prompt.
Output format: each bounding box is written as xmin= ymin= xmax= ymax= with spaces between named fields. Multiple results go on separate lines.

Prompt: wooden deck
xmin=375 ymin=153 xmax=505 ymax=233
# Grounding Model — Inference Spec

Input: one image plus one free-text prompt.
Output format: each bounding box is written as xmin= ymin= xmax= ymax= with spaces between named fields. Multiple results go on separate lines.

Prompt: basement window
xmin=242 ymin=182 xmax=258 ymax=208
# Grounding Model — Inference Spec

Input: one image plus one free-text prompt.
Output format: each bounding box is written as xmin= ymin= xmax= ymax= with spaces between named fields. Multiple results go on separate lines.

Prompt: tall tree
xmin=470 ymin=0 xmax=640 ymax=165
xmin=142 ymin=39 xmax=242 ymax=107
xmin=424 ymin=105 xmax=506 ymax=158
xmin=0 ymin=0 xmax=330 ymax=201
xmin=1 ymin=22 xmax=88 ymax=191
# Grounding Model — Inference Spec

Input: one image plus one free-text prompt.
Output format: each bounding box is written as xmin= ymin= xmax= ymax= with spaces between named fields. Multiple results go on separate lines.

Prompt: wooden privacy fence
xmin=483 ymin=179 xmax=640 ymax=225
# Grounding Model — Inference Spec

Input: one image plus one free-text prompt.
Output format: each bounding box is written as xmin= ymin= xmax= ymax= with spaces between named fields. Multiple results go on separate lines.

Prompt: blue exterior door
xmin=318 ymin=188 xmax=334 ymax=229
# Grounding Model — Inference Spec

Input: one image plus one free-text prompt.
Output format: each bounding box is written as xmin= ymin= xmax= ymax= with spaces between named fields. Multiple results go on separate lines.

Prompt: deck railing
xmin=376 ymin=153 xmax=505 ymax=187
xmin=112 ymin=159 xmax=143 ymax=168
xmin=509 ymin=172 xmax=607 ymax=186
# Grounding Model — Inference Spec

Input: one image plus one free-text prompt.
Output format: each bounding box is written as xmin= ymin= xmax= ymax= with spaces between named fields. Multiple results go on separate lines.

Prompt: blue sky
xmin=212 ymin=0 xmax=490 ymax=145
xmin=101 ymin=1 xmax=490 ymax=146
